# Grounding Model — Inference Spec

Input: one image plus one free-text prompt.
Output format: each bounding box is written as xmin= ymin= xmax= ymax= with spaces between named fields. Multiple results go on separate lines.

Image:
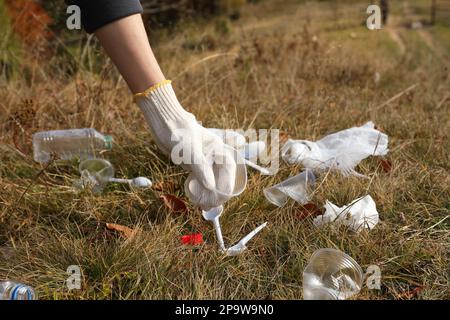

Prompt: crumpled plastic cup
xmin=185 ymin=145 xmax=247 ymax=211
xmin=263 ymin=169 xmax=315 ymax=207
xmin=303 ymin=248 xmax=363 ymax=300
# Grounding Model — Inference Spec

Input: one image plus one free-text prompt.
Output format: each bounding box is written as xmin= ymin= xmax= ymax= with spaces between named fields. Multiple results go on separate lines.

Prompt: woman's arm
xmin=64 ymin=1 xmax=244 ymax=209
xmin=94 ymin=14 xmax=166 ymax=94
xmin=66 ymin=0 xmax=164 ymax=93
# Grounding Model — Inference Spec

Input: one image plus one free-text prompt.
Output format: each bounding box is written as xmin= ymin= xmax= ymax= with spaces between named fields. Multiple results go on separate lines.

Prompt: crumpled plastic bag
xmin=281 ymin=122 xmax=388 ymax=177
xmin=313 ymin=195 xmax=379 ymax=232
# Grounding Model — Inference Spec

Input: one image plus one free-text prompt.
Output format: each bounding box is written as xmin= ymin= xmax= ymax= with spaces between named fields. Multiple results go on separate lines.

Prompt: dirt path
xmin=386 ymin=24 xmax=406 ymax=56
xmin=402 ymin=1 xmax=450 ymax=67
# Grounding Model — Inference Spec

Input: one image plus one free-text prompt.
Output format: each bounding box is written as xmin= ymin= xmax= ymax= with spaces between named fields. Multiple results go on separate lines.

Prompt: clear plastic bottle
xmin=32 ymin=128 xmax=113 ymax=163
xmin=0 ymin=281 xmax=36 ymax=300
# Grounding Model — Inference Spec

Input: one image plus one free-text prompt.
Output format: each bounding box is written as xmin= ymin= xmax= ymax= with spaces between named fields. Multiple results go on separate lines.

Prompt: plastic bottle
xmin=32 ymin=128 xmax=113 ymax=163
xmin=0 ymin=281 xmax=36 ymax=300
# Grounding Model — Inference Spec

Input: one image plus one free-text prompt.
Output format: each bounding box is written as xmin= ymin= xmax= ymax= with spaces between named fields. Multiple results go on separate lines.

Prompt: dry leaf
xmin=152 ymin=180 xmax=177 ymax=192
xmin=398 ymin=286 xmax=424 ymax=299
xmin=279 ymin=131 xmax=290 ymax=146
xmin=160 ymin=194 xmax=189 ymax=214
xmin=106 ymin=223 xmax=137 ymax=239
xmin=379 ymin=159 xmax=393 ymax=172
xmin=296 ymin=203 xmax=323 ymax=220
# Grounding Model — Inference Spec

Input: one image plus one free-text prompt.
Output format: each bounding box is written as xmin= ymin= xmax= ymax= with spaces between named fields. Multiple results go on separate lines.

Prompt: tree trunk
xmin=380 ymin=0 xmax=389 ymax=26
xmin=431 ymin=0 xmax=437 ymax=25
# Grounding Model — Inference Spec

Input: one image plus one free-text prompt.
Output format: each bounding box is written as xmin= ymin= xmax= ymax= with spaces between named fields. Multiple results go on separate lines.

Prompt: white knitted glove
xmin=135 ymin=81 xmax=246 ymax=209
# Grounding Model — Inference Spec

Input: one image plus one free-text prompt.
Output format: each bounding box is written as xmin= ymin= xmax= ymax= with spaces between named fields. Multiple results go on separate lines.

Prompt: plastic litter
xmin=303 ymin=248 xmax=363 ymax=300
xmin=263 ymin=169 xmax=316 ymax=207
xmin=208 ymin=128 xmax=271 ymax=175
xmin=281 ymin=121 xmax=388 ymax=177
xmin=242 ymin=141 xmax=271 ymax=175
xmin=244 ymin=159 xmax=270 ymax=175
xmin=0 ymin=281 xmax=36 ymax=300
xmin=224 ymin=222 xmax=267 ymax=256
xmin=243 ymin=140 xmax=266 ymax=160
xmin=313 ymin=195 xmax=379 ymax=232
xmin=202 ymin=206 xmax=225 ymax=250
xmin=74 ymin=159 xmax=152 ymax=193
xmin=33 ymin=128 xmax=113 ymax=163
xmin=181 ymin=233 xmax=203 ymax=246
xmin=207 ymin=128 xmax=246 ymax=149
xmin=109 ymin=177 xmax=152 ymax=188
xmin=202 ymin=206 xmax=267 ymax=255
xmin=184 ymin=145 xmax=247 ymax=211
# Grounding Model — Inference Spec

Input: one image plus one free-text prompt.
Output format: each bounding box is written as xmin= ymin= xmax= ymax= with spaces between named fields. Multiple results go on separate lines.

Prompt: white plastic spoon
xmin=225 ymin=222 xmax=267 ymax=256
xmin=244 ymin=159 xmax=271 ymax=175
xmin=108 ymin=177 xmax=152 ymax=188
xmin=202 ymin=206 xmax=225 ymax=250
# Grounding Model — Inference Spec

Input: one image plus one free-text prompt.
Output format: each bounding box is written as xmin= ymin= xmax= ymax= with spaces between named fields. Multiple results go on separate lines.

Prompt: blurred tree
xmin=4 ymin=0 xmax=52 ymax=45
xmin=3 ymin=0 xmax=53 ymax=63
xmin=380 ymin=0 xmax=389 ymax=25
xmin=41 ymin=0 xmax=68 ymax=34
xmin=430 ymin=0 xmax=436 ymax=25
xmin=141 ymin=0 xmax=246 ymax=27
xmin=0 ymin=0 xmax=20 ymax=79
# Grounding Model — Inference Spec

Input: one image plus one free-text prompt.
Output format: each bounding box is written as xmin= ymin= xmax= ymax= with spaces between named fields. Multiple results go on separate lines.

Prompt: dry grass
xmin=0 ymin=0 xmax=449 ymax=299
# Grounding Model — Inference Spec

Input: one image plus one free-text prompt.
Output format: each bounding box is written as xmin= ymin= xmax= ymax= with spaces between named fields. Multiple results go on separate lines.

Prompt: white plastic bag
xmin=313 ymin=195 xmax=379 ymax=232
xmin=281 ymin=122 xmax=388 ymax=177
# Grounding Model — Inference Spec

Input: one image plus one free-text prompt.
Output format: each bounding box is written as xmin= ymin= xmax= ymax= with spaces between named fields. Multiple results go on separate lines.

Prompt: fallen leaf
xmin=296 ymin=203 xmax=323 ymax=220
xmin=379 ymin=159 xmax=392 ymax=172
xmin=152 ymin=180 xmax=177 ymax=192
xmin=106 ymin=223 xmax=137 ymax=239
xmin=160 ymin=194 xmax=189 ymax=214
xmin=398 ymin=286 xmax=425 ymax=299
xmin=279 ymin=131 xmax=290 ymax=146
xmin=181 ymin=233 xmax=203 ymax=245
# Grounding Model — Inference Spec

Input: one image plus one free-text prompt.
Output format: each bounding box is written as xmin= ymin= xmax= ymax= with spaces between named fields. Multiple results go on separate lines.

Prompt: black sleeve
xmin=65 ymin=0 xmax=143 ymax=33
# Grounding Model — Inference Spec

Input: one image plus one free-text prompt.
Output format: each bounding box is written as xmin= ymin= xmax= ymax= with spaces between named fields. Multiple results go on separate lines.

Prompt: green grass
xmin=430 ymin=24 xmax=450 ymax=55
xmin=0 ymin=0 xmax=449 ymax=300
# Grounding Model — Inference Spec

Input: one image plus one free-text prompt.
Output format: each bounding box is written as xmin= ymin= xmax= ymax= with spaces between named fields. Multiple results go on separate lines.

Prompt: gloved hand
xmin=135 ymin=81 xmax=247 ymax=209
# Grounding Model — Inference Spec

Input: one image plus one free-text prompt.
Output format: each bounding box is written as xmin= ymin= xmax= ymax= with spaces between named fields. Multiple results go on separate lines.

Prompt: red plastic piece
xmin=181 ymin=233 xmax=203 ymax=245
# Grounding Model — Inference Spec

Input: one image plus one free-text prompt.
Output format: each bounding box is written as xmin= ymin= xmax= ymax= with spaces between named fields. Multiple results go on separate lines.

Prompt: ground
xmin=0 ymin=0 xmax=449 ymax=299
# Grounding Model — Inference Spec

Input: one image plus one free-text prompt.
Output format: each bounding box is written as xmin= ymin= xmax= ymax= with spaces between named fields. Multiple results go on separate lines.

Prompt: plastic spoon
xmin=108 ymin=177 xmax=152 ymax=188
xmin=244 ymin=159 xmax=271 ymax=175
xmin=225 ymin=222 xmax=267 ymax=256
xmin=202 ymin=206 xmax=225 ymax=250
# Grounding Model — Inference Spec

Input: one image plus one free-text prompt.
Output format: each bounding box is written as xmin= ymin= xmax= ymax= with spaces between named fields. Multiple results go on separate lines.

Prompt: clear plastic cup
xmin=185 ymin=145 xmax=247 ymax=211
xmin=263 ymin=169 xmax=315 ymax=207
xmin=303 ymin=248 xmax=363 ymax=300
xmin=76 ymin=159 xmax=114 ymax=193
